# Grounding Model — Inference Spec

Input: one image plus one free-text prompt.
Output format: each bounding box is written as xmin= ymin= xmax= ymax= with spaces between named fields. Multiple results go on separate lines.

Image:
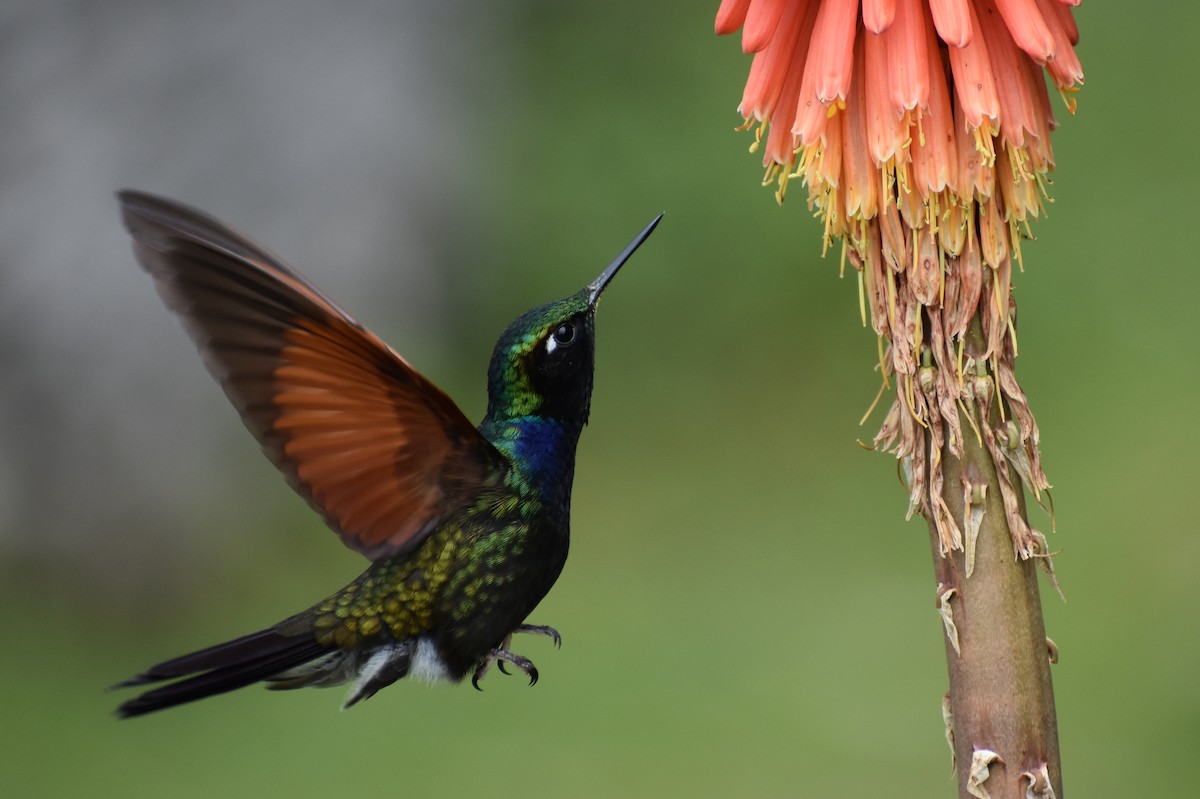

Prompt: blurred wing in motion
xmin=118 ymin=190 xmax=507 ymax=560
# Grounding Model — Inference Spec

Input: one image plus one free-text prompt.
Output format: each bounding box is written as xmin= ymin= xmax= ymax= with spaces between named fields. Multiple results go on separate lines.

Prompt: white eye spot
xmin=545 ymin=336 xmax=558 ymax=355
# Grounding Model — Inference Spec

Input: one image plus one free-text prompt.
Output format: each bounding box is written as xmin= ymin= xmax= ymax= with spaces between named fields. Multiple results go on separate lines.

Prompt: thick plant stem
xmin=928 ymin=351 xmax=1062 ymax=798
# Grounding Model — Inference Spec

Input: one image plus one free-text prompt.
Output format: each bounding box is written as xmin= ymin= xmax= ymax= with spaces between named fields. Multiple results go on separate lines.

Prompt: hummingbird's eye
xmin=552 ymin=322 xmax=576 ymax=347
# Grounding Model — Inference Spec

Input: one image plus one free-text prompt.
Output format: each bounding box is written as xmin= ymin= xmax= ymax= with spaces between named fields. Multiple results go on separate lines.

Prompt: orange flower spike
xmin=912 ymin=7 xmax=958 ymax=197
xmin=947 ymin=0 xmax=1000 ymax=132
xmin=763 ymin=1 xmax=820 ymax=163
xmin=886 ymin=0 xmax=932 ymax=113
xmin=763 ymin=105 xmax=799 ymax=170
xmin=940 ymin=199 xmax=967 ymax=256
xmin=880 ymin=197 xmax=908 ymax=273
xmin=738 ymin=0 xmax=811 ymax=124
xmin=763 ymin=6 xmax=820 ymax=166
xmin=1033 ymin=0 xmax=1083 ymax=88
xmin=929 ymin=0 xmax=974 ymax=47
xmin=791 ymin=68 xmax=827 ymax=147
xmin=976 ymin=0 xmax=1038 ymax=149
xmin=992 ymin=0 xmax=1055 ymax=63
xmin=792 ymin=0 xmax=854 ymax=146
xmin=743 ymin=0 xmax=788 ymax=53
xmin=1021 ymin=52 xmax=1057 ymax=172
xmin=862 ymin=0 xmax=897 ymax=33
xmin=819 ymin=106 xmax=845 ymax=190
xmin=996 ymin=145 xmax=1037 ymax=226
xmin=1048 ymin=0 xmax=1079 ymax=46
xmin=955 ymin=99 xmax=995 ymax=199
xmin=814 ymin=113 xmax=847 ymax=248
xmin=715 ymin=0 xmax=753 ymax=35
xmin=843 ymin=34 xmax=880 ymax=220
xmin=895 ymin=160 xmax=925 ymax=230
xmin=978 ymin=195 xmax=1008 ymax=268
xmin=810 ymin=0 xmax=861 ymax=105
xmin=715 ymin=2 xmax=1082 ymax=599
xmin=738 ymin=50 xmax=781 ymax=122
xmin=763 ymin=119 xmax=796 ymax=171
xmin=863 ymin=29 xmax=906 ymax=164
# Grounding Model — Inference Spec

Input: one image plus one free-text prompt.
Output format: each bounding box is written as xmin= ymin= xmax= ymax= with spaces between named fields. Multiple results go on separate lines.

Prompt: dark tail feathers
xmin=114 ymin=629 xmax=330 ymax=718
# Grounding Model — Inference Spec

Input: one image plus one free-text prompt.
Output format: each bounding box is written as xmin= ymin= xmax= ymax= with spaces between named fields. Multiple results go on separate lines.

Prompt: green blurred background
xmin=1 ymin=1 xmax=1196 ymax=796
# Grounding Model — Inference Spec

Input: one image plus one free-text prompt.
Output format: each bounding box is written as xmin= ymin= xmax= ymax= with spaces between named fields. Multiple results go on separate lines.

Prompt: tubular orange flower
xmin=716 ymin=0 xmax=1082 ymax=561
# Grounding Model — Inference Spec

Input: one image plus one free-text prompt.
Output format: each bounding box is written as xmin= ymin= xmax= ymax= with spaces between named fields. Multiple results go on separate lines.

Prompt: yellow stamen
xmin=1058 ymin=85 xmax=1079 ymax=115
xmin=761 ymin=162 xmax=778 ymax=188
xmin=821 ymin=186 xmax=840 ymax=255
xmin=857 ymin=266 xmax=867 ymax=327
xmin=958 ymin=395 xmax=983 ymax=446
xmin=972 ymin=121 xmax=997 ymax=168
xmin=1008 ymin=144 xmax=1033 ymax=183
xmin=956 ymin=336 xmax=965 ymax=389
xmin=886 ymin=263 xmax=897 ymax=330
xmin=1033 ymin=169 xmax=1053 ymax=201
xmin=938 ymin=246 xmax=947 ymax=307
xmin=859 ymin=373 xmax=889 ymax=426
xmin=877 ymin=333 xmax=891 ymax=388
xmin=990 ymin=354 xmax=1007 ymax=423
xmin=751 ymin=121 xmax=768 ymax=155
xmin=1009 ymin=219 xmax=1025 ymax=272
xmin=906 ymin=374 xmax=929 ymax=429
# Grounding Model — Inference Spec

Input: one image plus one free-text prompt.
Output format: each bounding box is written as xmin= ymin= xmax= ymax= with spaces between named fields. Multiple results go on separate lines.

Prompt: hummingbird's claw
xmin=515 ymin=623 xmax=562 ymax=648
xmin=502 ymin=652 xmax=538 ymax=686
xmin=472 ymin=647 xmax=541 ymax=690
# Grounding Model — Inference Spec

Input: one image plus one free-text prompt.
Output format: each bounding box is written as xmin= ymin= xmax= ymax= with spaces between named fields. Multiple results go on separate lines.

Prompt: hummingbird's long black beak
xmin=587 ymin=213 xmax=663 ymax=307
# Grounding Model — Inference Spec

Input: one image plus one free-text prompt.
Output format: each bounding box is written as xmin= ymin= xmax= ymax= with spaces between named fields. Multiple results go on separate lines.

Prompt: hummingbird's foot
xmin=472 ymin=648 xmax=539 ymax=690
xmin=494 ymin=624 xmax=561 ymax=675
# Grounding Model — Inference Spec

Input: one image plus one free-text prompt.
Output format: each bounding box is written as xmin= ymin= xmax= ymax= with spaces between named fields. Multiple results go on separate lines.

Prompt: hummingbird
xmin=113 ymin=190 xmax=660 ymax=718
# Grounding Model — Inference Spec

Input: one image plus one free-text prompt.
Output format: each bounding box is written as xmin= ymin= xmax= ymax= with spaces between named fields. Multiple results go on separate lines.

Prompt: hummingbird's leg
xmin=495 ymin=634 xmax=513 ymax=676
xmin=514 ymin=624 xmax=562 ymax=648
xmin=472 ymin=648 xmax=539 ymax=690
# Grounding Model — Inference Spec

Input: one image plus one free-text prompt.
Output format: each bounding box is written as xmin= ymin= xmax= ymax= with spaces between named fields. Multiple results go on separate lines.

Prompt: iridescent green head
xmin=485 ymin=214 xmax=662 ymax=428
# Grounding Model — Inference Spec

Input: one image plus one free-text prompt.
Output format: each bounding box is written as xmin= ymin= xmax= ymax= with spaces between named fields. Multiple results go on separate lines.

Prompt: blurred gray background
xmin=1 ymin=0 xmax=496 ymax=599
xmin=1 ymin=2 xmax=1197 ymax=797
